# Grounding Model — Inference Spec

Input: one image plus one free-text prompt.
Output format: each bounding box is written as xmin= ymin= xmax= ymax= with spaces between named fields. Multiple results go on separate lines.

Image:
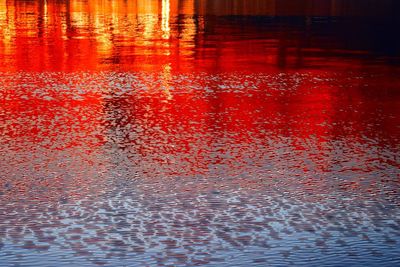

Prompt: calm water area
xmin=0 ymin=0 xmax=399 ymax=266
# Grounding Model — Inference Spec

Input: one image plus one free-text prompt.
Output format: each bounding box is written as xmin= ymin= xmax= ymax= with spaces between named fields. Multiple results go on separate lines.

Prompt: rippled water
xmin=0 ymin=1 xmax=400 ymax=266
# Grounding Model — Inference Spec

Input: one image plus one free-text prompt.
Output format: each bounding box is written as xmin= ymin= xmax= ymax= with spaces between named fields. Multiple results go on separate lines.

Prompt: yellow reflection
xmin=142 ymin=15 xmax=157 ymax=41
xmin=0 ymin=0 xmax=16 ymax=62
xmin=43 ymin=0 xmax=50 ymax=38
xmin=161 ymin=0 xmax=170 ymax=39
xmin=180 ymin=16 xmax=196 ymax=55
xmin=44 ymin=0 xmax=48 ymax=17
xmin=0 ymin=1 xmax=12 ymax=41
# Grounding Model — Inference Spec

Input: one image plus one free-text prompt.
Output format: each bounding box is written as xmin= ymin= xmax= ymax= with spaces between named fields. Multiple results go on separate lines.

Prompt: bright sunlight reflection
xmin=161 ymin=0 xmax=170 ymax=39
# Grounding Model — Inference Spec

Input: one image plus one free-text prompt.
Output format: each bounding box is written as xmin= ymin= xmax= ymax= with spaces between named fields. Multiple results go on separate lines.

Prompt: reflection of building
xmin=0 ymin=0 xmax=198 ymax=71
xmin=0 ymin=0 xmax=398 ymax=72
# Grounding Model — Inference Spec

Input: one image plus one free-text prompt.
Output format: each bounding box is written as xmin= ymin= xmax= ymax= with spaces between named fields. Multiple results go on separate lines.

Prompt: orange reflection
xmin=1 ymin=0 xmax=397 ymax=72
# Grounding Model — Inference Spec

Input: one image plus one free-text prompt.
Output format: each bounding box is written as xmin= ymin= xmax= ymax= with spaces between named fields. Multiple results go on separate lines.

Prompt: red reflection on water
xmin=0 ymin=71 xmax=399 ymax=203
xmin=0 ymin=0 xmax=399 ymax=201
xmin=0 ymin=0 xmax=398 ymax=72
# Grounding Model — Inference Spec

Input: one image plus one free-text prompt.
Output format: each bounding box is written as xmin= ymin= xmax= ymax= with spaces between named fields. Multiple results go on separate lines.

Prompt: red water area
xmin=0 ymin=71 xmax=398 ymax=200
xmin=0 ymin=0 xmax=399 ymax=199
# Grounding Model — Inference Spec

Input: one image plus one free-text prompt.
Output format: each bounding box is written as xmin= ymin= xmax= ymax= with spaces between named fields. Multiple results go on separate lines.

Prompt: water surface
xmin=0 ymin=0 xmax=399 ymax=266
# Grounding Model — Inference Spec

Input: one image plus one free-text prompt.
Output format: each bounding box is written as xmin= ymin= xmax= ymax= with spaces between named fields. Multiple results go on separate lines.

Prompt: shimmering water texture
xmin=0 ymin=72 xmax=399 ymax=266
xmin=0 ymin=0 xmax=400 ymax=267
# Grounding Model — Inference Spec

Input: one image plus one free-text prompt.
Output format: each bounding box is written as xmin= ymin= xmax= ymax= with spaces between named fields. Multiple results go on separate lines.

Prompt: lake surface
xmin=0 ymin=0 xmax=399 ymax=266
